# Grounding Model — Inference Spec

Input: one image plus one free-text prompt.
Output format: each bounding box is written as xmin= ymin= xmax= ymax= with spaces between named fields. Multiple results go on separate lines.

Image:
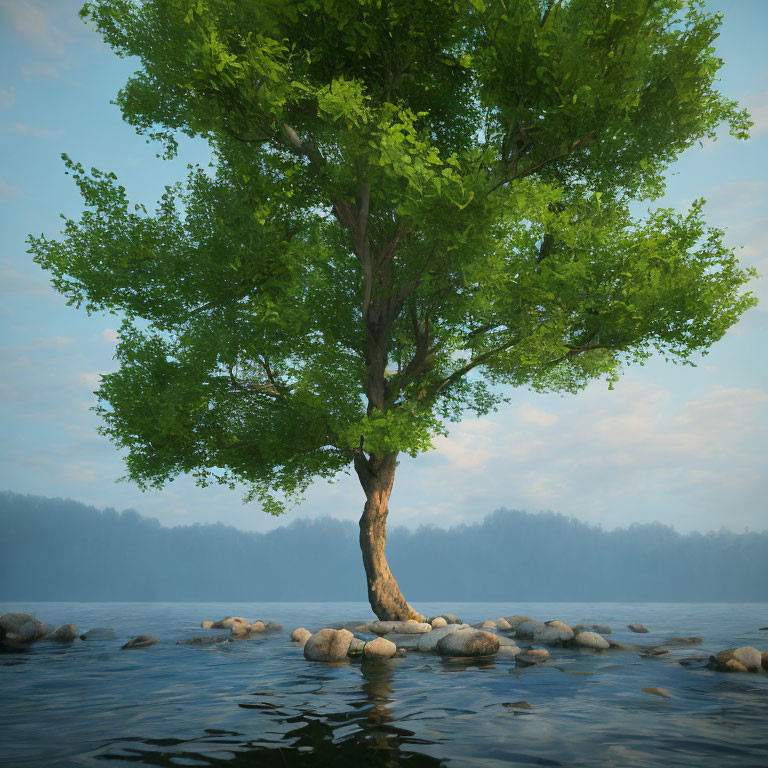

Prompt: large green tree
xmin=30 ymin=0 xmax=756 ymax=620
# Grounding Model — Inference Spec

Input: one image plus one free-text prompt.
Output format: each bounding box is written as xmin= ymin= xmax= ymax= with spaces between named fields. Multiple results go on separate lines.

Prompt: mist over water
xmin=2 ymin=492 xmax=767 ymax=602
xmin=1 ymin=601 xmax=767 ymax=767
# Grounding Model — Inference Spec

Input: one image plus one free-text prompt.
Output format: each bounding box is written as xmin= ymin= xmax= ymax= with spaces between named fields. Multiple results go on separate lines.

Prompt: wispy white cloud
xmin=74 ymin=371 xmax=101 ymax=390
xmin=0 ymin=0 xmax=63 ymax=54
xmin=14 ymin=121 xmax=64 ymax=140
xmin=30 ymin=336 xmax=75 ymax=349
xmin=95 ymin=328 xmax=119 ymax=344
xmin=0 ymin=88 xmax=15 ymax=108
xmin=0 ymin=179 xmax=21 ymax=200
xmin=21 ymin=60 xmax=61 ymax=81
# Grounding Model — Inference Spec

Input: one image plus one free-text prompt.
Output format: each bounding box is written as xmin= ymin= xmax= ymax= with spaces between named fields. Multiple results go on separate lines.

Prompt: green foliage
xmin=29 ymin=0 xmax=756 ymax=512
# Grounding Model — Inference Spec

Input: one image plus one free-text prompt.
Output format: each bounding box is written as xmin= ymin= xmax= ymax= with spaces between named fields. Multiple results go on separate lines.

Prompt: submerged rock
xmin=573 ymin=631 xmax=609 ymax=650
xmin=665 ymin=636 xmax=703 ymax=645
xmin=80 ymin=628 xmax=117 ymax=641
xmin=516 ymin=648 xmax=549 ymax=665
xmin=536 ymin=626 xmax=572 ymax=646
xmin=50 ymin=624 xmax=78 ymax=642
xmin=708 ymin=647 xmax=762 ymax=672
xmin=304 ymin=628 xmax=353 ymax=662
xmin=502 ymin=700 xmax=533 ymax=710
xmin=121 ymin=635 xmax=158 ymax=649
xmin=290 ymin=627 xmax=311 ymax=645
xmin=430 ymin=617 xmax=447 ymax=628
xmin=212 ymin=617 xmax=250 ymax=629
xmin=265 ymin=622 xmax=283 ymax=632
xmin=642 ymin=687 xmax=671 ymax=699
xmin=496 ymin=645 xmax=522 ymax=659
xmin=437 ymin=629 xmax=499 ymax=657
xmin=591 ymin=625 xmax=612 ymax=635
xmin=761 ymin=652 xmax=768 ymax=671
xmin=177 ymin=635 xmax=229 ymax=645
xmin=364 ymin=637 xmax=397 ymax=659
xmin=628 ymin=623 xmax=649 ymax=634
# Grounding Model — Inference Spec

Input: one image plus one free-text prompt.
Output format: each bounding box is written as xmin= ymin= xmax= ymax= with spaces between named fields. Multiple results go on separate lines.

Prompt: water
xmin=1 ymin=602 xmax=767 ymax=767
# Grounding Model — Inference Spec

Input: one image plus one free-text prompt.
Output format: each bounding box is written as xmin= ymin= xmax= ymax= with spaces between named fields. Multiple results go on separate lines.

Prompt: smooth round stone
xmin=80 ymin=627 xmax=116 ymax=641
xmin=545 ymin=620 xmax=574 ymax=638
xmin=50 ymin=624 xmax=78 ymax=642
xmin=121 ymin=635 xmax=158 ymax=649
xmin=366 ymin=620 xmax=432 ymax=635
xmin=212 ymin=617 xmax=249 ymax=629
xmin=265 ymin=622 xmax=282 ymax=632
xmin=10 ymin=621 xmax=38 ymax=643
xmin=431 ymin=617 xmax=447 ymax=628
xmin=247 ymin=621 xmax=266 ymax=634
xmin=628 ymin=623 xmax=649 ymax=633
xmin=573 ymin=631 xmax=610 ymax=650
xmin=364 ymin=637 xmax=397 ymax=659
xmin=497 ymin=645 xmax=522 ymax=658
xmin=536 ymin=626 xmax=572 ymax=646
xmin=496 ymin=617 xmax=512 ymax=631
xmin=440 ymin=614 xmax=461 ymax=624
xmin=710 ymin=647 xmax=762 ymax=672
xmin=480 ymin=620 xmax=497 ymax=629
xmin=415 ymin=624 xmax=472 ymax=652
xmin=591 ymin=625 xmax=612 ymax=635
xmin=303 ymin=628 xmax=353 ymax=662
xmin=437 ymin=629 xmax=499 ymax=657
xmin=515 ymin=620 xmax=546 ymax=639
xmin=0 ymin=613 xmax=44 ymax=644
xmin=290 ymin=627 xmax=311 ymax=645
xmin=177 ymin=635 xmax=228 ymax=645
xmin=201 ymin=620 xmax=214 ymax=629
xmin=503 ymin=615 xmax=534 ymax=629
xmin=229 ymin=623 xmax=248 ymax=637
xmin=347 ymin=637 xmax=366 ymax=655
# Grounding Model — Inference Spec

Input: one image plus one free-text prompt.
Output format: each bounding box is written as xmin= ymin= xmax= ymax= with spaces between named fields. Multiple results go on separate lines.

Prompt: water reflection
xmin=96 ymin=659 xmax=445 ymax=766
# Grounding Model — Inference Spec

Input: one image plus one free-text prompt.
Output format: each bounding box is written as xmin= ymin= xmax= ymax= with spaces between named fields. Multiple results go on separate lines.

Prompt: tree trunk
xmin=354 ymin=452 xmax=425 ymax=622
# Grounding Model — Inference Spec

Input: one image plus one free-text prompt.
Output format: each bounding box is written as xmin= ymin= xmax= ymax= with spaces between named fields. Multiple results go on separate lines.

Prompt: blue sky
xmin=1 ymin=0 xmax=766 ymax=534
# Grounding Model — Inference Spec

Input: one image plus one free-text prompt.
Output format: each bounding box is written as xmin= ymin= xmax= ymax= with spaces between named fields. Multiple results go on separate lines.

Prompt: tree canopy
xmin=30 ymin=0 xmax=756 ymax=514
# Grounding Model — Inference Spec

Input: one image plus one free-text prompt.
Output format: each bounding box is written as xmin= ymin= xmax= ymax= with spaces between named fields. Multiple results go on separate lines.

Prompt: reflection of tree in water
xmin=96 ymin=660 xmax=444 ymax=767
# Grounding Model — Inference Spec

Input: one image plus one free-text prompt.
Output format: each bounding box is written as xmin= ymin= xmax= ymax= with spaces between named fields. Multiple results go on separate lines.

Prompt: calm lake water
xmin=1 ymin=602 xmax=767 ymax=767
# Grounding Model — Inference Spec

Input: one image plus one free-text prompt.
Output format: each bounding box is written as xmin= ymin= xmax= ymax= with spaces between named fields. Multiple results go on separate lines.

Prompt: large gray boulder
xmin=50 ymin=624 xmax=78 ymax=642
xmin=365 ymin=620 xmax=432 ymax=635
xmin=708 ymin=647 xmax=762 ymax=672
xmin=503 ymin=615 xmax=534 ymax=629
xmin=414 ymin=624 xmax=472 ymax=652
xmin=545 ymin=620 xmax=574 ymax=638
xmin=536 ymin=626 xmax=572 ymax=646
xmin=437 ymin=629 xmax=500 ymax=657
xmin=304 ymin=628 xmax=353 ymax=662
xmin=573 ymin=631 xmax=609 ymax=650
xmin=0 ymin=613 xmax=46 ymax=644
xmin=515 ymin=620 xmax=546 ymax=639
xmin=122 ymin=635 xmax=158 ymax=649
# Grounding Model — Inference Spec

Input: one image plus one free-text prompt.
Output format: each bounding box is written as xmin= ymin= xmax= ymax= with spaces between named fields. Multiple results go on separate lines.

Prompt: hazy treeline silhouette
xmin=1 ymin=491 xmax=765 ymax=602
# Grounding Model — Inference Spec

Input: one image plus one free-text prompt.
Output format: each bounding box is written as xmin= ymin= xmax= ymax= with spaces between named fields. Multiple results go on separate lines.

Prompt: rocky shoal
xmin=2 ymin=611 xmax=767 ymax=675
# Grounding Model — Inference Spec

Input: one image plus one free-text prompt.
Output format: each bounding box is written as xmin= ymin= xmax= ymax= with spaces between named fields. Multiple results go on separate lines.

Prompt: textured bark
xmin=354 ymin=452 xmax=425 ymax=622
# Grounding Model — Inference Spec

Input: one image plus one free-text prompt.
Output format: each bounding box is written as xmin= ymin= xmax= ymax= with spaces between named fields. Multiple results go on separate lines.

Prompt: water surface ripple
xmin=1 ymin=602 xmax=767 ymax=767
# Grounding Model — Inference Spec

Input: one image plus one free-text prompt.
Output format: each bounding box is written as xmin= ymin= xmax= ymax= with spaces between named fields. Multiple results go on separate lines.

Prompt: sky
xmin=0 ymin=0 xmax=766 ymax=535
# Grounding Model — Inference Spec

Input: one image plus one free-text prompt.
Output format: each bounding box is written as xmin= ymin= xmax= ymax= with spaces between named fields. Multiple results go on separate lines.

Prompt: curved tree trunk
xmin=354 ymin=451 xmax=425 ymax=622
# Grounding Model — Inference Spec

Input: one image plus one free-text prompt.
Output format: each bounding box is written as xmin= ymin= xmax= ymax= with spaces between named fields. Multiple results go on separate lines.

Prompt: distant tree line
xmin=1 ymin=492 xmax=765 ymax=602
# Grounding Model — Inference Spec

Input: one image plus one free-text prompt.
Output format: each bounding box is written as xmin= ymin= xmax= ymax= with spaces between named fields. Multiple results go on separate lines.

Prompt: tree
xmin=29 ymin=0 xmax=756 ymax=620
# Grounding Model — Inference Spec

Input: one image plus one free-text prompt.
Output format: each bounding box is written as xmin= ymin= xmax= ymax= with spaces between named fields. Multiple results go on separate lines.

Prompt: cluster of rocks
xmin=194 ymin=616 xmax=283 ymax=642
xmin=1 ymin=612 xmax=80 ymax=649
xmin=707 ymin=647 xmax=768 ymax=673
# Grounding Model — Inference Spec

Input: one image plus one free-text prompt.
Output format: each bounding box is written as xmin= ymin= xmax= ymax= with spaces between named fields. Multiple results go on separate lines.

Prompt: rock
xmin=709 ymin=647 xmax=762 ymax=672
xmin=121 ymin=635 xmax=158 ymax=649
xmin=0 ymin=613 xmax=45 ymax=644
xmin=497 ymin=645 xmax=522 ymax=658
xmin=536 ymin=626 xmax=572 ymax=646
xmin=516 ymin=648 xmax=549 ymax=665
xmin=177 ymin=635 xmax=229 ymax=645
xmin=761 ymin=652 xmax=768 ymax=671
xmin=573 ymin=631 xmax=610 ymax=650
xmin=201 ymin=621 xmax=214 ymax=629
xmin=545 ymin=620 xmax=574 ymax=638
xmin=628 ymin=623 xmax=649 ymax=633
xmin=212 ymin=617 xmax=250 ymax=629
xmin=50 ymin=624 xmax=78 ymax=642
xmin=678 ymin=657 xmax=709 ymax=667
xmin=440 ymin=614 xmax=461 ymax=624
xmin=496 ymin=617 xmax=512 ymax=631
xmin=229 ymin=623 xmax=248 ymax=638
xmin=247 ymin=621 xmax=266 ymax=634
xmin=415 ymin=624 xmax=472 ymax=652
xmin=480 ymin=619 xmax=497 ymax=629
xmin=515 ymin=620 xmax=546 ymax=639
xmin=666 ymin=636 xmax=702 ymax=645
xmin=431 ymin=617 xmax=447 ymax=628
xmin=265 ymin=622 xmax=282 ymax=632
xmin=641 ymin=647 xmax=669 ymax=657
xmin=290 ymin=627 xmax=311 ymax=645
xmin=591 ymin=625 xmax=612 ymax=635
xmin=437 ymin=629 xmax=500 ymax=657
xmin=366 ymin=620 xmax=432 ymax=635
xmin=80 ymin=628 xmax=116 ymax=641
xmin=608 ymin=641 xmax=636 ymax=651
xmin=758 ymin=627 xmax=768 ymax=631
xmin=503 ymin=615 xmax=534 ymax=629
xmin=347 ymin=637 xmax=366 ymax=655
xmin=363 ymin=637 xmax=397 ymax=659
xmin=642 ymin=687 xmax=671 ymax=699
xmin=502 ymin=700 xmax=533 ymax=710
xmin=38 ymin=623 xmax=55 ymax=638
xmin=303 ymin=628 xmax=353 ymax=662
